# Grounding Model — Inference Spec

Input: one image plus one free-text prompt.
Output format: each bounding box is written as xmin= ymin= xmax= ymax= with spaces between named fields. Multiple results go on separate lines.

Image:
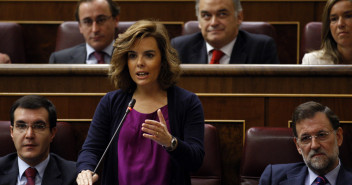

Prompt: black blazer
xmin=0 ymin=153 xmax=77 ymax=185
xmin=171 ymin=30 xmax=280 ymax=64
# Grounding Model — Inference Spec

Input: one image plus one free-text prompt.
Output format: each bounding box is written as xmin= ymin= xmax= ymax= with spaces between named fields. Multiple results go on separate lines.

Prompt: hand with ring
xmin=141 ymin=109 xmax=172 ymax=147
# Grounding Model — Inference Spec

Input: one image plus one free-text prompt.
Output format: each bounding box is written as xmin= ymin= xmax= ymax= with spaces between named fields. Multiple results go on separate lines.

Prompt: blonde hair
xmin=109 ymin=20 xmax=181 ymax=92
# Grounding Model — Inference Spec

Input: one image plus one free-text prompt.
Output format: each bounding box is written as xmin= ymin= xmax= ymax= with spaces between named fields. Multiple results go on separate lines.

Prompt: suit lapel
xmin=230 ymin=30 xmax=247 ymax=64
xmin=191 ymin=36 xmax=208 ymax=64
xmin=70 ymin=44 xmax=87 ymax=64
xmin=42 ymin=156 xmax=62 ymax=185
xmin=279 ymin=164 xmax=307 ymax=185
xmin=0 ymin=157 xmax=19 ymax=185
xmin=336 ymin=165 xmax=352 ymax=185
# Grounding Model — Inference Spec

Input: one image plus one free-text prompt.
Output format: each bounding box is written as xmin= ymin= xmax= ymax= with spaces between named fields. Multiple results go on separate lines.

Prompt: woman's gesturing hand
xmin=142 ymin=109 xmax=172 ymax=147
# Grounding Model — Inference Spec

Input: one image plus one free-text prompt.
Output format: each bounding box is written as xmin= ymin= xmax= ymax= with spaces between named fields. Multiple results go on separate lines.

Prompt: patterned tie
xmin=25 ymin=167 xmax=37 ymax=185
xmin=313 ymin=176 xmax=328 ymax=185
xmin=210 ymin=49 xmax=224 ymax=64
xmin=93 ymin=51 xmax=105 ymax=64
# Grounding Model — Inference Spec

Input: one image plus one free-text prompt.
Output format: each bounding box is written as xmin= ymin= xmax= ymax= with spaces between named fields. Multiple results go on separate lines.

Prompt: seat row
xmin=4 ymin=120 xmax=350 ymax=185
xmin=0 ymin=121 xmax=221 ymax=185
xmin=0 ymin=21 xmax=322 ymax=64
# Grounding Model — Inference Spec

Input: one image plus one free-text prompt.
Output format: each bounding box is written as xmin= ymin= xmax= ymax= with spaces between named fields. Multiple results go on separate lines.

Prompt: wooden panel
xmin=2 ymin=64 xmax=352 ymax=94
xmin=21 ymin=23 xmax=58 ymax=63
xmin=271 ymin=23 xmax=299 ymax=64
xmin=209 ymin=120 xmax=244 ymax=185
xmin=267 ymin=97 xmax=352 ymax=127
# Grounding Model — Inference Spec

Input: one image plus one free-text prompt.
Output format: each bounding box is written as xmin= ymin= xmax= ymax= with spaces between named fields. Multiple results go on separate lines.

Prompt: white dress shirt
xmin=206 ymin=38 xmax=236 ymax=64
xmin=305 ymin=159 xmax=341 ymax=185
xmin=86 ymin=41 xmax=114 ymax=64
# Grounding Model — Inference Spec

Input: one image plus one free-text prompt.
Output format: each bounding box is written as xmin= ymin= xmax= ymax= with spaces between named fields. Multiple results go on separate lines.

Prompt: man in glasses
xmin=49 ymin=0 xmax=120 ymax=64
xmin=259 ymin=101 xmax=352 ymax=185
xmin=0 ymin=95 xmax=76 ymax=184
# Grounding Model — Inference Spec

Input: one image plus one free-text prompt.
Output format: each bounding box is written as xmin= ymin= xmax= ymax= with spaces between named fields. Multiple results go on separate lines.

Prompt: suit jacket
xmin=259 ymin=162 xmax=352 ymax=185
xmin=171 ymin=30 xmax=280 ymax=64
xmin=0 ymin=153 xmax=77 ymax=185
xmin=49 ymin=43 xmax=86 ymax=64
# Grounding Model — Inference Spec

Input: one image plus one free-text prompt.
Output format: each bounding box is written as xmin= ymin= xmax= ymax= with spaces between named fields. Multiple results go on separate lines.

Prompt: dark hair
xmin=109 ymin=20 xmax=181 ymax=92
xmin=291 ymin=101 xmax=340 ymax=137
xmin=75 ymin=0 xmax=120 ymax=21
xmin=10 ymin=95 xmax=57 ymax=130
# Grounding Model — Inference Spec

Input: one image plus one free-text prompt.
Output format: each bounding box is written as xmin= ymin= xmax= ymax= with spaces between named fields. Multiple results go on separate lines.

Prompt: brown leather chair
xmin=0 ymin=121 xmax=77 ymax=161
xmin=240 ymin=127 xmax=302 ymax=185
xmin=301 ymin=22 xmax=322 ymax=57
xmin=0 ymin=23 xmax=26 ymax=63
xmin=54 ymin=21 xmax=135 ymax=51
xmin=182 ymin=21 xmax=276 ymax=40
xmin=191 ymin=124 xmax=221 ymax=185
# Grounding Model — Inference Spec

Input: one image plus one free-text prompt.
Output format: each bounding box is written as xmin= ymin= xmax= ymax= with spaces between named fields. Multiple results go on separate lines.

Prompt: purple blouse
xmin=117 ymin=105 xmax=171 ymax=185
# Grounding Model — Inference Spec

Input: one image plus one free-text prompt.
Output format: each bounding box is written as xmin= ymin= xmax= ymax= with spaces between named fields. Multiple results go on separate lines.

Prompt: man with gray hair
xmin=171 ymin=0 xmax=279 ymax=64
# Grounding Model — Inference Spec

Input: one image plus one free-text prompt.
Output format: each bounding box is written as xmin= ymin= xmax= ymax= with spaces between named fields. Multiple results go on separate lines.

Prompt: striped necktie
xmin=313 ymin=176 xmax=328 ymax=185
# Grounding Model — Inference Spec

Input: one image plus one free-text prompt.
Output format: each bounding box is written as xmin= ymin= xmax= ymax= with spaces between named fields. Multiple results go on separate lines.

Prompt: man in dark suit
xmin=0 ymin=95 xmax=76 ymax=185
xmin=259 ymin=101 xmax=352 ymax=185
xmin=171 ymin=0 xmax=279 ymax=64
xmin=49 ymin=0 xmax=120 ymax=64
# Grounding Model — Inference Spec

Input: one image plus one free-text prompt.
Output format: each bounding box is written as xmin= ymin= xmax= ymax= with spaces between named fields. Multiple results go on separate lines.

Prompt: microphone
xmin=93 ymin=98 xmax=136 ymax=174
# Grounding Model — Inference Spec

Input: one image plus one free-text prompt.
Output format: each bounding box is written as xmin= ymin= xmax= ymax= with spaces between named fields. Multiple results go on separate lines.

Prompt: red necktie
xmin=93 ymin=51 xmax=105 ymax=64
xmin=210 ymin=49 xmax=224 ymax=64
xmin=25 ymin=167 xmax=36 ymax=185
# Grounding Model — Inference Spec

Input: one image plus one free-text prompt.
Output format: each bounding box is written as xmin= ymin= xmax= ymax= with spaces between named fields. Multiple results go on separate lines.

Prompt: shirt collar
xmin=18 ymin=154 xmax=50 ymax=181
xmin=206 ymin=38 xmax=237 ymax=64
xmin=86 ymin=41 xmax=114 ymax=64
xmin=307 ymin=159 xmax=340 ymax=185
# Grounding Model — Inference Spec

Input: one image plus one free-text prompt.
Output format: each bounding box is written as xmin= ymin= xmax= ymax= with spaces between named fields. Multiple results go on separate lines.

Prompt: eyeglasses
xmin=297 ymin=131 xmax=334 ymax=145
xmin=81 ymin=15 xmax=112 ymax=27
xmin=14 ymin=123 xmax=47 ymax=133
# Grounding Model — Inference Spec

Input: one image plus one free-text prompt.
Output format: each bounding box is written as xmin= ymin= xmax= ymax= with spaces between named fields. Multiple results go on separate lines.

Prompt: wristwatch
xmin=163 ymin=136 xmax=178 ymax=151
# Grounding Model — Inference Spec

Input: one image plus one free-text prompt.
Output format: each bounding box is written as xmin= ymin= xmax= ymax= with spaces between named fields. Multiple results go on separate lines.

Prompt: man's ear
xmin=237 ymin=10 xmax=244 ymax=25
xmin=114 ymin=15 xmax=120 ymax=28
xmin=10 ymin=125 xmax=14 ymax=139
xmin=50 ymin=127 xmax=57 ymax=143
xmin=336 ymin=127 xmax=343 ymax=147
xmin=294 ymin=137 xmax=302 ymax=155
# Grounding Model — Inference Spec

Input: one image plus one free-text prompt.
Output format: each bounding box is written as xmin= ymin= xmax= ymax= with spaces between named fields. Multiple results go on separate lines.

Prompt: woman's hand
xmin=142 ymin=109 xmax=172 ymax=147
xmin=76 ymin=170 xmax=99 ymax=185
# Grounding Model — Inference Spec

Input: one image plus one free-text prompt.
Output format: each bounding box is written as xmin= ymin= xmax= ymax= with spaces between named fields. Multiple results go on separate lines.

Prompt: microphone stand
xmin=93 ymin=98 xmax=136 ymax=174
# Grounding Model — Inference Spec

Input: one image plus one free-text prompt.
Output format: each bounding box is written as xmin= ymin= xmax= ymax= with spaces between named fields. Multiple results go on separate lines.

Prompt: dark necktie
xmin=25 ymin=167 xmax=37 ymax=185
xmin=93 ymin=51 xmax=105 ymax=64
xmin=313 ymin=176 xmax=328 ymax=185
xmin=210 ymin=49 xmax=224 ymax=64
